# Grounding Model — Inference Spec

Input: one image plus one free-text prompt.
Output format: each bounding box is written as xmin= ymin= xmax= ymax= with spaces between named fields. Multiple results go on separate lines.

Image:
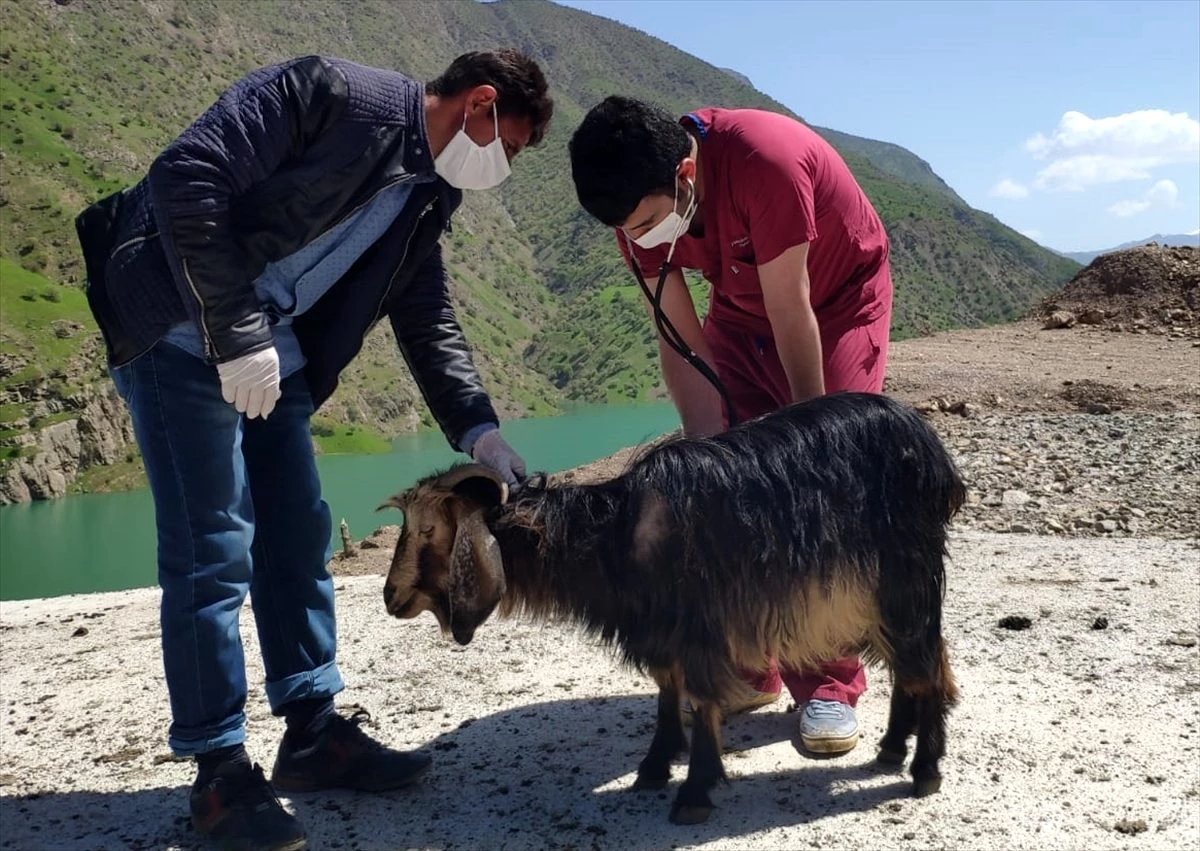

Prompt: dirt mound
xmin=1057 ymin=379 xmax=1131 ymax=413
xmin=1034 ymin=244 xmax=1200 ymax=337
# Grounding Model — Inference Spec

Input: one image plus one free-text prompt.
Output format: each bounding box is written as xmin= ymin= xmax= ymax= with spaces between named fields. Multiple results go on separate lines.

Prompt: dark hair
xmin=568 ymin=95 xmax=692 ymax=227
xmin=427 ymin=49 xmax=553 ymax=146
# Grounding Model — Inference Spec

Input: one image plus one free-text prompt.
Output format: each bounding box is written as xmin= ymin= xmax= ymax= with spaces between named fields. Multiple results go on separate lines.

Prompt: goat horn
xmin=434 ymin=463 xmax=509 ymax=506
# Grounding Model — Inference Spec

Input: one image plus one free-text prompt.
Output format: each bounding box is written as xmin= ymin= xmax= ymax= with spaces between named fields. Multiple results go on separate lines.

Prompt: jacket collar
xmin=400 ymin=75 xmax=464 ymax=224
xmin=401 ymin=78 xmax=437 ymax=178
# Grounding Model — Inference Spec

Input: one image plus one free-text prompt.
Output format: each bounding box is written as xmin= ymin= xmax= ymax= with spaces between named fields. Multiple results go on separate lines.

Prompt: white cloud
xmin=989 ymin=178 xmax=1030 ymax=199
xmin=1147 ymin=179 xmax=1180 ymax=205
xmin=1108 ymin=198 xmax=1152 ymax=218
xmin=1031 ymin=154 xmax=1159 ymax=192
xmin=1026 ymin=109 xmax=1198 ymax=160
xmin=1107 ymin=179 xmax=1180 ymax=218
xmin=1024 ymin=109 xmax=1199 ymax=192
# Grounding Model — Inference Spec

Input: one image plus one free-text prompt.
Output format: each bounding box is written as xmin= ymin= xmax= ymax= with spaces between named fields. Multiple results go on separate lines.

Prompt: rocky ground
xmin=886 ymin=318 xmax=1199 ymax=542
xmin=1 ymin=533 xmax=1198 ymax=851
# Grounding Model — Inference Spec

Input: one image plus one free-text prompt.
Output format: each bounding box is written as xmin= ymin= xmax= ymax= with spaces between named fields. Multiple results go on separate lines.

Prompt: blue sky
xmin=554 ymin=0 xmax=1200 ymax=252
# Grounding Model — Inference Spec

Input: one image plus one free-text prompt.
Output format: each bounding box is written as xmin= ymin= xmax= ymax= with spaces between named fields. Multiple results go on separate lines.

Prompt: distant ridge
xmin=1061 ymin=232 xmax=1200 ymax=265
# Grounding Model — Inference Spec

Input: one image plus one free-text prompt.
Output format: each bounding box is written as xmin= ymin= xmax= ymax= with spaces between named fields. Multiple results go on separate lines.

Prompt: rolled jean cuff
xmin=265 ymin=660 xmax=345 ymax=715
xmin=168 ymin=711 xmax=247 ymax=758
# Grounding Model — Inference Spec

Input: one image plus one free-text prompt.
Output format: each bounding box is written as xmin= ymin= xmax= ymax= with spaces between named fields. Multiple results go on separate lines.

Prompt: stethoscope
xmin=621 ymin=227 xmax=741 ymax=430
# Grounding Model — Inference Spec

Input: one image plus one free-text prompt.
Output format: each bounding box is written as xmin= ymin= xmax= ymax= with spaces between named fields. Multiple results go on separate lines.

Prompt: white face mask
xmin=632 ymin=174 xmax=698 ymax=261
xmin=434 ymin=103 xmax=512 ymax=191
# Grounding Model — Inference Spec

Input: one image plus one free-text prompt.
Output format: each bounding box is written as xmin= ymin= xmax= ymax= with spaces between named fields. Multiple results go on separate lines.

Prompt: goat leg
xmin=669 ymin=699 xmax=726 ymax=825
xmin=910 ymin=695 xmax=946 ymax=796
xmin=634 ymin=667 xmax=687 ymax=791
xmin=910 ymin=640 xmax=957 ymax=797
xmin=876 ymin=676 xmax=918 ymax=767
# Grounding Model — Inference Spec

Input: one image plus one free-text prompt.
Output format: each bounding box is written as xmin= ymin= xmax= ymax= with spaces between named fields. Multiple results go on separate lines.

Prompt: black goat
xmin=381 ymin=391 xmax=965 ymax=824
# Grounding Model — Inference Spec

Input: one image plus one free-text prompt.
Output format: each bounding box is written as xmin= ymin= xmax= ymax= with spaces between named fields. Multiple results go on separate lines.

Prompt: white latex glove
xmin=216 ymin=346 xmax=281 ymax=420
xmin=470 ymin=428 xmax=527 ymax=486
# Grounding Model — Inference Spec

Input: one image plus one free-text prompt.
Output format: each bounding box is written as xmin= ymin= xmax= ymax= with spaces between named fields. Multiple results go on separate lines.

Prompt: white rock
xmin=1002 ymin=489 xmax=1032 ymax=507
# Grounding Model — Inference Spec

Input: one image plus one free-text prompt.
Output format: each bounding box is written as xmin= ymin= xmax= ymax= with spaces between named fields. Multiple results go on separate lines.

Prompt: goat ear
xmin=447 ymin=507 xmax=506 ymax=645
xmin=434 ymin=463 xmax=509 ymax=508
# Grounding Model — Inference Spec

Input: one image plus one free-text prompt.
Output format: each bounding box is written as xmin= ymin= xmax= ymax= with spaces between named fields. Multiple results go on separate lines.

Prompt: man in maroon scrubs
xmin=568 ymin=96 xmax=893 ymax=755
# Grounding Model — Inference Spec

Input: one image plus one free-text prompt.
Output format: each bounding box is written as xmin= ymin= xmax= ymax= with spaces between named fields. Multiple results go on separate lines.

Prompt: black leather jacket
xmin=74 ymin=55 xmax=498 ymax=449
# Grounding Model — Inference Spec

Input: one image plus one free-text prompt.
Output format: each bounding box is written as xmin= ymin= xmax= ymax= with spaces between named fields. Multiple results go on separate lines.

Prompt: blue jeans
xmin=110 ymin=341 xmax=344 ymax=756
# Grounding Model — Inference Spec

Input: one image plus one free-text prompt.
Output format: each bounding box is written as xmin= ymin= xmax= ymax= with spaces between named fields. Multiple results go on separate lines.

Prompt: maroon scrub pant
xmin=701 ymin=308 xmax=891 ymax=707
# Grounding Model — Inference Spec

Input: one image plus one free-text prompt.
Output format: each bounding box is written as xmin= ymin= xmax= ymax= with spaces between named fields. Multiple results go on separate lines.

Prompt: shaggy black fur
xmin=494 ymin=392 xmax=963 ymax=676
xmin=391 ymin=391 xmax=966 ymax=824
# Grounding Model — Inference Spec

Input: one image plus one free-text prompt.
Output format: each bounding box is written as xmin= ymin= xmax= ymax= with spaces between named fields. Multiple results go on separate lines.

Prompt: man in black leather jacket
xmin=74 ymin=50 xmax=552 ymax=851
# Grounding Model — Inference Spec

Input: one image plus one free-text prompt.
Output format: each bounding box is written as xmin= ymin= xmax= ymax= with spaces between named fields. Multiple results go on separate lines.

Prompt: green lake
xmin=0 ymin=403 xmax=680 ymax=601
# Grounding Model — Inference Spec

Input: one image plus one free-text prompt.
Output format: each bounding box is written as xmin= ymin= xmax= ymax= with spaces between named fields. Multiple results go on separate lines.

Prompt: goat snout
xmin=382 ymin=582 xmax=407 ymax=617
xmin=451 ymin=622 xmax=477 ymax=646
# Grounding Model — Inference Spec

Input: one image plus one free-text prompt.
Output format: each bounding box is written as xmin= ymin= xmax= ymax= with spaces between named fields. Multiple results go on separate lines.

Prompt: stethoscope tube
xmin=623 ymin=233 xmax=740 ymax=430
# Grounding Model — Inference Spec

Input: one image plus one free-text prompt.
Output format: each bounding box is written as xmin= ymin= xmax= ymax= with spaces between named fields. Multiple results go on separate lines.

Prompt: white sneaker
xmin=798 ymin=699 xmax=859 ymax=755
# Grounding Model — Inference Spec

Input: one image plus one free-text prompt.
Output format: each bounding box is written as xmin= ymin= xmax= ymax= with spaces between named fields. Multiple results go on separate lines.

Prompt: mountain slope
xmin=812 ymin=126 xmax=966 ymax=205
xmin=1 ymin=0 xmax=1078 ymax=499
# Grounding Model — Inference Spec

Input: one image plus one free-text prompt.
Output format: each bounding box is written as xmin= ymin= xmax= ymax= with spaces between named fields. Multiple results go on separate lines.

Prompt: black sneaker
xmin=189 ymin=762 xmax=308 ymax=851
xmin=270 ymin=708 xmax=432 ymax=794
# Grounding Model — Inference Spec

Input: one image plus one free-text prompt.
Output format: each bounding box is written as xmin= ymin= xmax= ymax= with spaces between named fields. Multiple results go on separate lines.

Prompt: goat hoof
xmin=633 ymin=771 xmax=670 ymax=791
xmin=913 ymin=774 xmax=942 ymax=797
xmin=669 ymin=802 xmax=713 ymax=825
xmin=876 ymin=747 xmax=907 ymax=766
xmin=670 ymin=783 xmax=715 ymax=824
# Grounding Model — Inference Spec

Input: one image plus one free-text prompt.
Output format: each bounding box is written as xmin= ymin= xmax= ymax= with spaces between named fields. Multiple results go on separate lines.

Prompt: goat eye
xmin=419 ymin=525 xmax=434 ymax=537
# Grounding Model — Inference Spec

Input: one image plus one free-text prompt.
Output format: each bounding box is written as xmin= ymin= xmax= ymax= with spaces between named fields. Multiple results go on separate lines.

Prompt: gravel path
xmin=2 ymin=532 xmax=1198 ymax=851
xmin=936 ymin=410 xmax=1199 ymax=539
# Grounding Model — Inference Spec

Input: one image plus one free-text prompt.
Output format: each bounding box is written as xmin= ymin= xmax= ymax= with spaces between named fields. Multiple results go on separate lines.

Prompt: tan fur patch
xmin=727 ymin=569 xmax=891 ymax=675
xmin=383 ymin=487 xmax=456 ymax=621
xmin=938 ymin=640 xmax=960 ymax=705
xmin=631 ymin=490 xmax=670 ymax=566
xmin=649 ymin=663 xmax=683 ymax=693
xmin=893 ymin=639 xmax=958 ymax=701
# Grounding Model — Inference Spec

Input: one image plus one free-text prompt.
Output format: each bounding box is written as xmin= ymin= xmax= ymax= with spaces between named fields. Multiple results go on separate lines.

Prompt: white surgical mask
xmin=632 ymin=175 xmax=697 ymax=262
xmin=434 ymin=103 xmax=512 ymax=191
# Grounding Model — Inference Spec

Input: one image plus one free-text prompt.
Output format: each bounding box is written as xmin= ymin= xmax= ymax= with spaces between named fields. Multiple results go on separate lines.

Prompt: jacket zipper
xmin=182 ymin=258 xmax=216 ymax=361
xmin=109 ymin=232 xmax=159 ymax=257
xmin=372 ymin=197 xmax=437 ymax=326
xmin=385 ymin=198 xmax=444 ymax=439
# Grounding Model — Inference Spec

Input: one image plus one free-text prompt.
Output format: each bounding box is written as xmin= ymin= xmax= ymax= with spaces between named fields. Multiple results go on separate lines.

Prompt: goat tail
xmin=876 ymin=538 xmax=953 ymax=690
xmin=879 ymin=398 xmax=969 ymax=530
xmin=942 ymin=462 xmax=968 ymax=525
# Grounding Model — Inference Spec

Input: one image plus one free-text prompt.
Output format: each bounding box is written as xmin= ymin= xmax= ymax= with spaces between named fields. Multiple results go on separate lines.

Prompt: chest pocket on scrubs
xmin=718 ymin=250 xmax=764 ymax=318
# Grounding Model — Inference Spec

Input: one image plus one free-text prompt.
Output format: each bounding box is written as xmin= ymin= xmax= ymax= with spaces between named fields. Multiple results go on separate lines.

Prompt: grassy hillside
xmin=813 ymin=126 xmax=965 ymax=205
xmin=0 ymin=0 xmax=1079 ymax=494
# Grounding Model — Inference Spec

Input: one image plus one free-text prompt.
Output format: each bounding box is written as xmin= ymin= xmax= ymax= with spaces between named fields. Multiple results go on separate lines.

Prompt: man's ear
xmin=677 ymin=156 xmax=698 ymax=183
xmin=466 ymin=84 xmax=499 ymax=115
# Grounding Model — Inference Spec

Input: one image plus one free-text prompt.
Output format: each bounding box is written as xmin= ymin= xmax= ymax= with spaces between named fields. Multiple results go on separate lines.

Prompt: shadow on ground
xmin=1 ymin=693 xmax=916 ymax=850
